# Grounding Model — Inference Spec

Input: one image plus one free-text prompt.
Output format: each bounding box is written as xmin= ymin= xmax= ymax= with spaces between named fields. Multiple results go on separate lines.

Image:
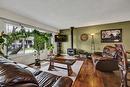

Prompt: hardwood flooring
xmin=72 ymin=59 xmax=121 ymax=87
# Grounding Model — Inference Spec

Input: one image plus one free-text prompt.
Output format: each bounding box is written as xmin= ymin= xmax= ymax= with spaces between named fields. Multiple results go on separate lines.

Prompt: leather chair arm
xmin=92 ymin=55 xmax=113 ymax=61
xmin=52 ymin=77 xmax=73 ymax=87
xmin=93 ymin=52 xmax=103 ymax=56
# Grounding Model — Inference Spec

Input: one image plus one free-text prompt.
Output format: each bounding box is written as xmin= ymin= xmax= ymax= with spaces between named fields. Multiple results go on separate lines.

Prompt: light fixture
xmin=91 ymin=33 xmax=95 ymax=53
xmin=91 ymin=33 xmax=95 ymax=36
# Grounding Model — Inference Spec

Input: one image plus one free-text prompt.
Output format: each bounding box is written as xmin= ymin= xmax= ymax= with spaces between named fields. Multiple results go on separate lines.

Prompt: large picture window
xmin=6 ymin=24 xmax=35 ymax=55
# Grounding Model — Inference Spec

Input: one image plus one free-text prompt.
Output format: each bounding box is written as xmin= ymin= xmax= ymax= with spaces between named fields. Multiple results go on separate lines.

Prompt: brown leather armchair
xmin=92 ymin=45 xmax=119 ymax=72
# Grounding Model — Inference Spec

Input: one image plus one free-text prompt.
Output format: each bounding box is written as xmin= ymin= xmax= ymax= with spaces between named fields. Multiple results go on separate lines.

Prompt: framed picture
xmin=101 ymin=29 xmax=122 ymax=43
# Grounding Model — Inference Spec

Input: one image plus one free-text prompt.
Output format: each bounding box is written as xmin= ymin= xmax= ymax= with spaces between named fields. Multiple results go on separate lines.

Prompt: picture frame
xmin=101 ymin=29 xmax=122 ymax=43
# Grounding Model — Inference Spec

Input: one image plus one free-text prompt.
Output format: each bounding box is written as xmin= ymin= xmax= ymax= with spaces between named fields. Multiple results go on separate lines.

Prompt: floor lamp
xmin=91 ymin=34 xmax=95 ymax=53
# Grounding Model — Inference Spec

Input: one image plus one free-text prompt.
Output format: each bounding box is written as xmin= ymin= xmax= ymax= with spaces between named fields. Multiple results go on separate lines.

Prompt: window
xmin=6 ymin=24 xmax=35 ymax=55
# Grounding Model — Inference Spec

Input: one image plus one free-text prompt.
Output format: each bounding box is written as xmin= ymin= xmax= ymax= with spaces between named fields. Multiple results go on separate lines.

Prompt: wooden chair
xmin=115 ymin=44 xmax=130 ymax=87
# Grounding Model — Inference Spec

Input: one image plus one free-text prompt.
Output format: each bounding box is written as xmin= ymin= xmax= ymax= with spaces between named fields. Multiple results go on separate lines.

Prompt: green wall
xmin=61 ymin=21 xmax=130 ymax=54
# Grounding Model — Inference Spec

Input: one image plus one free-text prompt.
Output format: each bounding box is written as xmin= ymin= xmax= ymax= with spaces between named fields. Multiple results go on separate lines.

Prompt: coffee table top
xmin=52 ymin=59 xmax=76 ymax=65
xmin=45 ymin=55 xmax=76 ymax=65
xmin=56 ymin=55 xmax=77 ymax=60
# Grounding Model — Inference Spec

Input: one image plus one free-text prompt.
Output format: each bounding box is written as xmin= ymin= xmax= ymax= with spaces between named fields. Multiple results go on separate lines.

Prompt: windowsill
xmin=9 ymin=53 xmax=34 ymax=58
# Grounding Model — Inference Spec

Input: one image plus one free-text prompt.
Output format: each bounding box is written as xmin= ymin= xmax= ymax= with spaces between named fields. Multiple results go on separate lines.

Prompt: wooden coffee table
xmin=48 ymin=57 xmax=76 ymax=76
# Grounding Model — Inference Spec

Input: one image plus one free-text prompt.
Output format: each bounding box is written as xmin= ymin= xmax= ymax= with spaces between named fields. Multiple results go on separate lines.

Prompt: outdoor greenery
xmin=0 ymin=27 xmax=54 ymax=57
xmin=0 ymin=36 xmax=5 ymax=56
xmin=3 ymin=26 xmax=32 ymax=47
xmin=0 ymin=36 xmax=4 ymax=44
xmin=33 ymin=29 xmax=53 ymax=53
xmin=46 ymin=44 xmax=54 ymax=52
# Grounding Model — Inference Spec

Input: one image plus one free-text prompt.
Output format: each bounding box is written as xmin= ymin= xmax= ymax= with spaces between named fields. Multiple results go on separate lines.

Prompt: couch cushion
xmin=35 ymin=71 xmax=61 ymax=87
xmin=25 ymin=67 xmax=43 ymax=76
xmin=0 ymin=62 xmax=39 ymax=87
xmin=17 ymin=63 xmax=28 ymax=68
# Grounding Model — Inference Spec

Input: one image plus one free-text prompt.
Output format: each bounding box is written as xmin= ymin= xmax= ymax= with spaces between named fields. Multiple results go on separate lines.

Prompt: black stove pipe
xmin=70 ymin=27 xmax=74 ymax=49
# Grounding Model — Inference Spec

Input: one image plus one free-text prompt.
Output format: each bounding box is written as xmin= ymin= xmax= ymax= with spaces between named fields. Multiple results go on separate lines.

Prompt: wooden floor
xmin=72 ymin=59 xmax=120 ymax=87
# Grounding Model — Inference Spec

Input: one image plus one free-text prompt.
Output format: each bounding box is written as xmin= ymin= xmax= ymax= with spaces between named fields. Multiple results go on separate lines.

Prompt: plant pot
xmin=35 ymin=59 xmax=41 ymax=66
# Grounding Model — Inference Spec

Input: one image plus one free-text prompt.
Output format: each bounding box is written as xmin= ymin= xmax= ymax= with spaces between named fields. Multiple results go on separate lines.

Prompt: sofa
xmin=0 ymin=57 xmax=73 ymax=87
xmin=92 ymin=45 xmax=119 ymax=72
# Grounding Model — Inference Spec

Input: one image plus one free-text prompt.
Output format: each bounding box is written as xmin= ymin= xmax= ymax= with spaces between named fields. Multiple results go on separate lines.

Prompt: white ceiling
xmin=0 ymin=0 xmax=130 ymax=29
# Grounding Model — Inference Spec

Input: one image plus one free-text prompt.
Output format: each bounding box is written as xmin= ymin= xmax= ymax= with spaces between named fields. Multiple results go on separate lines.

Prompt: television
xmin=101 ymin=29 xmax=122 ymax=43
xmin=55 ymin=35 xmax=67 ymax=42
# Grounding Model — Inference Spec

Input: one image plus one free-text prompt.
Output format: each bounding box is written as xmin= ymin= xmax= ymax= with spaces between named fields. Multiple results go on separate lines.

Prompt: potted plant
xmin=76 ymin=49 xmax=87 ymax=58
xmin=33 ymin=50 xmax=41 ymax=67
xmin=33 ymin=30 xmax=53 ymax=66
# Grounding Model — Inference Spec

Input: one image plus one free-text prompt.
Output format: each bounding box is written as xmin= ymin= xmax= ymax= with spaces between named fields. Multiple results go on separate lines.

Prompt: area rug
xmin=40 ymin=60 xmax=83 ymax=81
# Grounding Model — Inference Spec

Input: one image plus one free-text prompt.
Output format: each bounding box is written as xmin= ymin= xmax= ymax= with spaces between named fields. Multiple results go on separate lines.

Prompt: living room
xmin=0 ymin=0 xmax=130 ymax=87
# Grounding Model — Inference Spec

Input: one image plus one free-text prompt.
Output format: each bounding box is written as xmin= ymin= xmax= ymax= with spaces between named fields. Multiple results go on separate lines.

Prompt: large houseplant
xmin=33 ymin=30 xmax=53 ymax=53
xmin=32 ymin=29 xmax=53 ymax=66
